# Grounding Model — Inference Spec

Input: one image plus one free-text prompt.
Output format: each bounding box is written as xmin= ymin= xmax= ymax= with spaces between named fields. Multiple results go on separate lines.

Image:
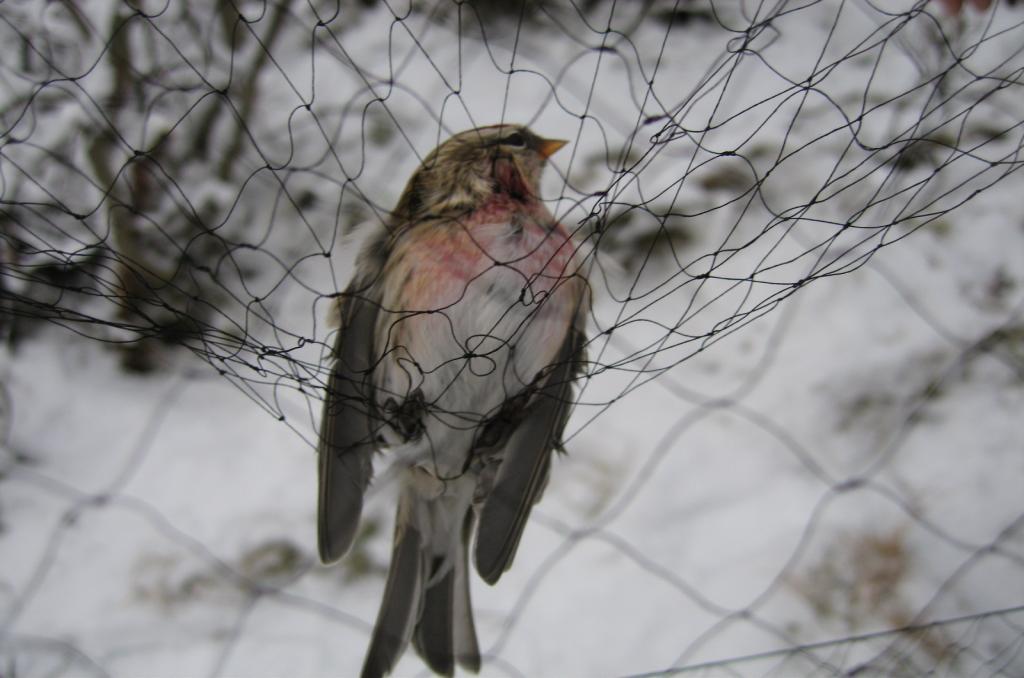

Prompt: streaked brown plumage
xmin=318 ymin=125 xmax=587 ymax=677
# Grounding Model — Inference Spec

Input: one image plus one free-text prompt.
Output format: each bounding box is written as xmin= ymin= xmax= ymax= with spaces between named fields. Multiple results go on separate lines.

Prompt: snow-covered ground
xmin=2 ymin=1 xmax=1023 ymax=676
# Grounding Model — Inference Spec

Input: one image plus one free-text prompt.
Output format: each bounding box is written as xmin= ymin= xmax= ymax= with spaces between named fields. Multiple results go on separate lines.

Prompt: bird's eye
xmin=500 ymin=132 xmax=526 ymax=147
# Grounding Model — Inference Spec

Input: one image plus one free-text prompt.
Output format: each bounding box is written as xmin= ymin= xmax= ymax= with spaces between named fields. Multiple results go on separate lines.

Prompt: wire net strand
xmin=2 ymin=0 xmax=1023 ymax=676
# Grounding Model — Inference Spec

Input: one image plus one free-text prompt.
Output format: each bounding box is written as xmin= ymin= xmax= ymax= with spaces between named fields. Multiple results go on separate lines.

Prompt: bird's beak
xmin=537 ymin=138 xmax=568 ymax=159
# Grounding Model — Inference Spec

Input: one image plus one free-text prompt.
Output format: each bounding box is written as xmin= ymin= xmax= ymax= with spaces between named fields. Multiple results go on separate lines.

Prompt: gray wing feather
xmin=317 ymin=289 xmax=379 ymax=564
xmin=474 ymin=316 xmax=586 ymax=585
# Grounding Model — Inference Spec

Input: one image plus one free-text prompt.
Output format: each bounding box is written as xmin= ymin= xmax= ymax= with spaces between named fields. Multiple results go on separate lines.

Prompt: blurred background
xmin=2 ymin=0 xmax=1023 ymax=675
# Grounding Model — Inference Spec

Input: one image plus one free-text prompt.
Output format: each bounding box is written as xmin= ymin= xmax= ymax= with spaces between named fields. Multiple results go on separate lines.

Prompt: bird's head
xmin=392 ymin=124 xmax=567 ymax=221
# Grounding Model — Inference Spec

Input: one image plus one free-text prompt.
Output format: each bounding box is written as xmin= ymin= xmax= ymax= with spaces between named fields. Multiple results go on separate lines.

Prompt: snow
xmin=2 ymin=1 xmax=1024 ymax=676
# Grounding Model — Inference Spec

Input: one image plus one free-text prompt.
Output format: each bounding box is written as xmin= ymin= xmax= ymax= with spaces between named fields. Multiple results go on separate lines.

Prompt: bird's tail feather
xmin=451 ymin=510 xmax=482 ymax=673
xmin=413 ymin=560 xmax=455 ymax=675
xmin=361 ymin=493 xmax=425 ymax=678
xmin=413 ymin=512 xmax=481 ymax=675
xmin=363 ymin=483 xmax=480 ymax=678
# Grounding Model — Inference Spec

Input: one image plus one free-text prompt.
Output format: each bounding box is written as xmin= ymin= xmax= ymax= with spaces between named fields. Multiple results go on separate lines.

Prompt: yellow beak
xmin=537 ymin=138 xmax=568 ymax=158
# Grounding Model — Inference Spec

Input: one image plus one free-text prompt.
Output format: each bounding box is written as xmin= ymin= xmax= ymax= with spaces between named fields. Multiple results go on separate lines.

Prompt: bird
xmin=317 ymin=124 xmax=588 ymax=678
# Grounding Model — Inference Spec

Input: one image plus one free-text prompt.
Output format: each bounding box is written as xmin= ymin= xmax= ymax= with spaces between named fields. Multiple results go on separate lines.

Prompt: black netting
xmin=2 ymin=1 xmax=1023 ymax=676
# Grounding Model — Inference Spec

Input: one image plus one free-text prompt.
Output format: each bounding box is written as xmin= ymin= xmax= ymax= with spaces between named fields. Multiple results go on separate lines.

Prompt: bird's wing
xmin=317 ymin=279 xmax=382 ymax=564
xmin=474 ymin=299 xmax=588 ymax=585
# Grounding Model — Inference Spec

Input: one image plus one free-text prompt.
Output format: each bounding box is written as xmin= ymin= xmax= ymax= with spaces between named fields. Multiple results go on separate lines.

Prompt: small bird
xmin=318 ymin=124 xmax=588 ymax=677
